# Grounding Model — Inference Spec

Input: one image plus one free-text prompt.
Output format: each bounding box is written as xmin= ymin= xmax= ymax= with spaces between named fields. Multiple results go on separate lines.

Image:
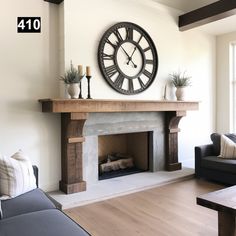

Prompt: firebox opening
xmin=98 ymin=132 xmax=149 ymax=180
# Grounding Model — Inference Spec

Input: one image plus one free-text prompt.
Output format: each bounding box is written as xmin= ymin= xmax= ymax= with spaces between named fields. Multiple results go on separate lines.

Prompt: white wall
xmin=0 ymin=0 xmax=61 ymax=191
xmin=63 ymin=0 xmax=216 ymax=167
xmin=216 ymin=32 xmax=236 ymax=133
xmin=0 ymin=0 xmax=216 ymax=192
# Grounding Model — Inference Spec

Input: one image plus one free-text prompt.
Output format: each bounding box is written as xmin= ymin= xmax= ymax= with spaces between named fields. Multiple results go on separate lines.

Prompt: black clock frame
xmin=98 ymin=22 xmax=158 ymax=95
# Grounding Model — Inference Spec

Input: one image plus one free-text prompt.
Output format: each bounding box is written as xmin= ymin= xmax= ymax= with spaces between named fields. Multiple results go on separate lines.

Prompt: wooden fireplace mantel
xmin=39 ymin=98 xmax=198 ymax=113
xmin=39 ymin=98 xmax=199 ymax=194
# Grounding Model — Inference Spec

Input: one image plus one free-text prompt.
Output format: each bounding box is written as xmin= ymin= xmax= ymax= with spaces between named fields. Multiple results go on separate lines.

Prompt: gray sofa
xmin=0 ymin=166 xmax=90 ymax=236
xmin=195 ymin=133 xmax=236 ymax=185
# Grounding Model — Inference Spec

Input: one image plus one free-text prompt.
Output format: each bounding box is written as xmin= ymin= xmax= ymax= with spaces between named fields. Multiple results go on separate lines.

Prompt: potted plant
xmin=170 ymin=71 xmax=191 ymax=101
xmin=60 ymin=62 xmax=83 ymax=99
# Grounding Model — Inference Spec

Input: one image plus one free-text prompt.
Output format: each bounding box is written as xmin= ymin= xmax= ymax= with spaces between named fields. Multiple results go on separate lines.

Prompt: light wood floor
xmin=64 ymin=179 xmax=224 ymax=236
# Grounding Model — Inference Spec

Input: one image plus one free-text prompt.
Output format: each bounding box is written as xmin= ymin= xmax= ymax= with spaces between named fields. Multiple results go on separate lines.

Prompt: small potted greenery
xmin=60 ymin=62 xmax=83 ymax=99
xmin=170 ymin=71 xmax=191 ymax=101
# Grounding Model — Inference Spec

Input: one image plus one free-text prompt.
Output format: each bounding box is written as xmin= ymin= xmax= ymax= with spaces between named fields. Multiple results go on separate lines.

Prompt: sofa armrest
xmin=195 ymin=144 xmax=214 ymax=158
xmin=32 ymin=165 xmax=38 ymax=188
xmin=195 ymin=144 xmax=214 ymax=177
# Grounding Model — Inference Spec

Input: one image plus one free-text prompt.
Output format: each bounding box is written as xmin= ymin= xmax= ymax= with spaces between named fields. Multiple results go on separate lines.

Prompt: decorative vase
xmin=67 ymin=83 xmax=80 ymax=99
xmin=175 ymin=87 xmax=186 ymax=101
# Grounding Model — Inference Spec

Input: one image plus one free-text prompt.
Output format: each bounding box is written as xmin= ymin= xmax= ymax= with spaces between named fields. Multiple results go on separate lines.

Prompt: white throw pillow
xmin=218 ymin=135 xmax=236 ymax=159
xmin=0 ymin=150 xmax=37 ymax=198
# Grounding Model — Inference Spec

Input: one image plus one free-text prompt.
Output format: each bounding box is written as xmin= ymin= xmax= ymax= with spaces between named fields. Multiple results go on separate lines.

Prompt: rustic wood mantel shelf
xmin=39 ymin=98 xmax=198 ymax=113
xmin=39 ymin=98 xmax=199 ymax=194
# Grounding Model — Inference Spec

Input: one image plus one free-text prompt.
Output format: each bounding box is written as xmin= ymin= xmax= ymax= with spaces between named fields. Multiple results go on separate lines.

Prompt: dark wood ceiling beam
xmin=179 ymin=0 xmax=236 ymax=31
xmin=44 ymin=0 xmax=63 ymax=4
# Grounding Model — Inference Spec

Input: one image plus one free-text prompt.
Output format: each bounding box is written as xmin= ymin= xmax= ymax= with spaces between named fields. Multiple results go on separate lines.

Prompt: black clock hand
xmin=127 ymin=47 xmax=137 ymax=68
xmin=120 ymin=45 xmax=137 ymax=68
xmin=130 ymin=47 xmax=137 ymax=59
xmin=120 ymin=45 xmax=131 ymax=59
xmin=129 ymin=59 xmax=137 ymax=68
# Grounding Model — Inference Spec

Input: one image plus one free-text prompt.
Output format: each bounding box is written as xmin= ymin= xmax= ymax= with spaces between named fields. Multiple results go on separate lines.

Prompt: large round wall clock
xmin=98 ymin=22 xmax=158 ymax=95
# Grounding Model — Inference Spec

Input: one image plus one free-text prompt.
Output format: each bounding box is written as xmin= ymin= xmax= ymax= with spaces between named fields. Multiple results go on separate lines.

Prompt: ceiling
xmin=152 ymin=0 xmax=218 ymax=12
xmin=152 ymin=0 xmax=236 ymax=35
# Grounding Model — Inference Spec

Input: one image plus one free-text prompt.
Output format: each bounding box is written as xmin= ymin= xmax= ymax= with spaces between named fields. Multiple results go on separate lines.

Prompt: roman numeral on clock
xmin=128 ymin=79 xmax=134 ymax=92
xmin=113 ymin=29 xmax=123 ymax=43
xmin=143 ymin=46 xmax=151 ymax=52
xmin=105 ymin=65 xmax=118 ymax=77
xmin=138 ymin=77 xmax=146 ymax=88
xmin=105 ymin=38 xmax=118 ymax=49
xmin=146 ymin=59 xmax=153 ymax=64
xmin=114 ymin=74 xmax=125 ymax=88
xmin=102 ymin=53 xmax=114 ymax=60
xmin=143 ymin=70 xmax=152 ymax=79
xmin=137 ymin=35 xmax=143 ymax=44
xmin=126 ymin=27 xmax=133 ymax=40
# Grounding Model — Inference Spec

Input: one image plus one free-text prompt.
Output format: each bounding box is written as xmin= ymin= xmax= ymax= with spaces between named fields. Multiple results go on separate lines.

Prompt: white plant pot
xmin=175 ymin=87 xmax=186 ymax=101
xmin=67 ymin=83 xmax=80 ymax=99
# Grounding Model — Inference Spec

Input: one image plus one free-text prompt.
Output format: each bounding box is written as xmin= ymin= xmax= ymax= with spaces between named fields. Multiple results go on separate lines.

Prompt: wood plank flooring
xmin=64 ymin=179 xmax=224 ymax=236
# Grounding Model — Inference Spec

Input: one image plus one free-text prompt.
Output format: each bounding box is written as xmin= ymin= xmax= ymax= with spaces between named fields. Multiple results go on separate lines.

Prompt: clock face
xmin=98 ymin=22 xmax=158 ymax=95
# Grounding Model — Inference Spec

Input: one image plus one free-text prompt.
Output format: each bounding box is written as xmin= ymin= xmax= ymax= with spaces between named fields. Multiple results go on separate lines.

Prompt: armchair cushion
xmin=201 ymin=156 xmax=236 ymax=174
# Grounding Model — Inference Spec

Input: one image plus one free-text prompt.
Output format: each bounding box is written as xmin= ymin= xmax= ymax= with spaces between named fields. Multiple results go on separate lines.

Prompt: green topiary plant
xmin=60 ymin=61 xmax=83 ymax=84
xmin=170 ymin=71 xmax=191 ymax=87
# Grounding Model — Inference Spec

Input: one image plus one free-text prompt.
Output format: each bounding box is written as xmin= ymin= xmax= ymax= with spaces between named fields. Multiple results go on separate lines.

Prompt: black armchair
xmin=195 ymin=142 xmax=236 ymax=185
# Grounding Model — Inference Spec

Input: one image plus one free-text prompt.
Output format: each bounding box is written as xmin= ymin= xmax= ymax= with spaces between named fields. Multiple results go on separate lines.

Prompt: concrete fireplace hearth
xmin=39 ymin=99 xmax=199 ymax=194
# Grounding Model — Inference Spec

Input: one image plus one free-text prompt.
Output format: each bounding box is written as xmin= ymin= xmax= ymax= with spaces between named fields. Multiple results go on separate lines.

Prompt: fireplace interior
xmin=98 ymin=132 xmax=149 ymax=180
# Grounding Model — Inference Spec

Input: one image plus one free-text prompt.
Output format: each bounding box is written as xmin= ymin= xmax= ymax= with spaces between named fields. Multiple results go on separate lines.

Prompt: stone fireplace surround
xmin=83 ymin=112 xmax=164 ymax=185
xmin=39 ymin=99 xmax=199 ymax=194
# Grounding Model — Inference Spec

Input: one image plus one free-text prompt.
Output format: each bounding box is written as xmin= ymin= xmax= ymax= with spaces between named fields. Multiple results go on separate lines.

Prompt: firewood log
xmin=100 ymin=158 xmax=134 ymax=173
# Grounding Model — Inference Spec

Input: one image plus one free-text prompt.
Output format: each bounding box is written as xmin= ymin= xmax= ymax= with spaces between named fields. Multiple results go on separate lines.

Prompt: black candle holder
xmin=79 ymin=81 xmax=83 ymax=99
xmin=86 ymin=76 xmax=92 ymax=99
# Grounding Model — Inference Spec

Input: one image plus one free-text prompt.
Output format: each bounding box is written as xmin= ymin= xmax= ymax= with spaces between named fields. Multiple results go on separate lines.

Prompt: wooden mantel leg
xmin=165 ymin=111 xmax=186 ymax=171
xmin=60 ymin=112 xmax=88 ymax=194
